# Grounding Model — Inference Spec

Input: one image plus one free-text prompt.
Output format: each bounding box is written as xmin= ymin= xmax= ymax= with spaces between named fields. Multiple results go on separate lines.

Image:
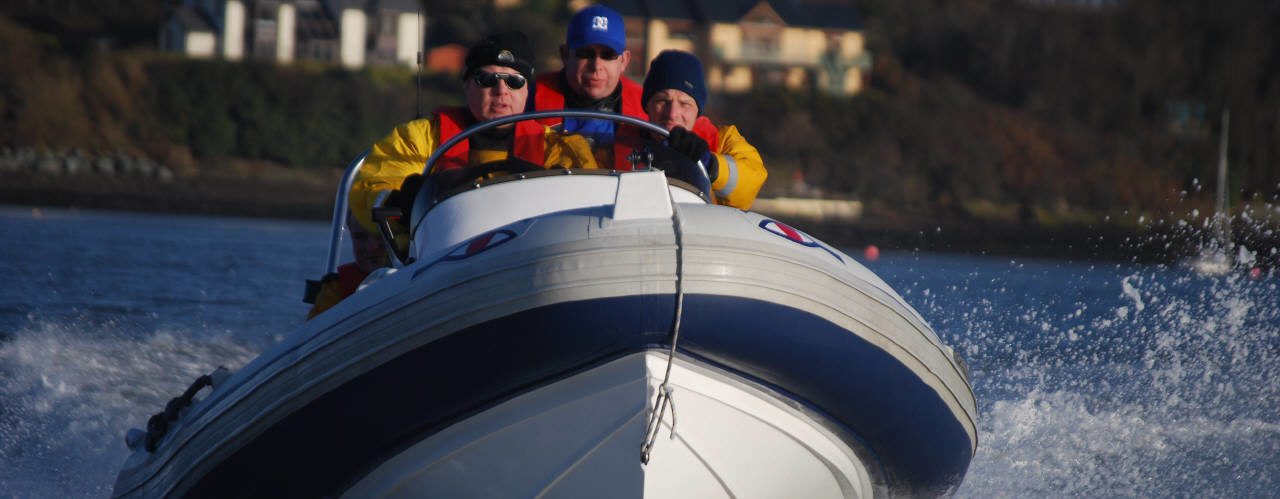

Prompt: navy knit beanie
xmin=642 ymin=50 xmax=707 ymax=115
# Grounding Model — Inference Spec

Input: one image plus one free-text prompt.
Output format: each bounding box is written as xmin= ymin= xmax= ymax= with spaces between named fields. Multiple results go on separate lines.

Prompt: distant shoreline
xmin=4 ymin=171 xmax=1276 ymax=268
xmin=0 ymin=171 xmax=338 ymax=221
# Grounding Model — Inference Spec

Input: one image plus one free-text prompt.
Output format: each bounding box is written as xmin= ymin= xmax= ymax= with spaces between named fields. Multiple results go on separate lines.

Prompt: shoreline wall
xmin=4 ymin=170 xmax=1277 ymax=269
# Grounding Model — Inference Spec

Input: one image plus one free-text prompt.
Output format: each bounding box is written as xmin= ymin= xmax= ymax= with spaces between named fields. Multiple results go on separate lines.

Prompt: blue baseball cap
xmin=566 ymin=5 xmax=626 ymax=53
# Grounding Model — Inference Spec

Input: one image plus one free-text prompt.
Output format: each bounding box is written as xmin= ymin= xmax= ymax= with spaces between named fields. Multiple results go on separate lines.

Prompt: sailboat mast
xmin=1189 ymin=107 xmax=1235 ymax=274
xmin=1216 ymin=108 xmax=1229 ymax=219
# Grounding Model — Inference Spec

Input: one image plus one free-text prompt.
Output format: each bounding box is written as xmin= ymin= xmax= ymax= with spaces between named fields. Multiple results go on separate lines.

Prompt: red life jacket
xmin=534 ymin=73 xmax=649 ymax=170
xmin=691 ymin=116 xmax=720 ymax=153
xmin=335 ymin=262 xmax=368 ymax=299
xmin=534 ymin=73 xmax=648 ymax=121
xmin=432 ymin=107 xmax=545 ymax=172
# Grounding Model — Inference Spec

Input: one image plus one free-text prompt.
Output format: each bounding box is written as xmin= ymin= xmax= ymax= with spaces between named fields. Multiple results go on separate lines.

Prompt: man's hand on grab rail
xmin=667 ymin=126 xmax=717 ymax=182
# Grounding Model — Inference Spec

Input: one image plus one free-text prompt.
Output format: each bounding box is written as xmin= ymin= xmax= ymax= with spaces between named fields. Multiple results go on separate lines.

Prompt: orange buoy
xmin=863 ymin=245 xmax=880 ymax=262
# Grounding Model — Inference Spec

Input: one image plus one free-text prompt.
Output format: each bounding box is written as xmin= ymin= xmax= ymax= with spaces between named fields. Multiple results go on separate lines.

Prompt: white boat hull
xmin=348 ymin=351 xmax=873 ymax=498
xmin=114 ymin=170 xmax=975 ymax=497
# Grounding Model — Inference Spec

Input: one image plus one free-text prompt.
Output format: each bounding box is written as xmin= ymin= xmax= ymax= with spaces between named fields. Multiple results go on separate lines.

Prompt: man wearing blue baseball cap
xmin=533 ymin=4 xmax=648 ymax=171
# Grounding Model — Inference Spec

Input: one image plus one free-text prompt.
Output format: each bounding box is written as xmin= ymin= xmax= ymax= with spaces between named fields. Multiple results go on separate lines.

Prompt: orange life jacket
xmin=433 ymin=107 xmax=546 ymax=172
xmin=533 ymin=74 xmax=722 ymax=170
xmin=533 ymin=74 xmax=649 ymax=170
xmin=534 ymin=73 xmax=648 ymax=121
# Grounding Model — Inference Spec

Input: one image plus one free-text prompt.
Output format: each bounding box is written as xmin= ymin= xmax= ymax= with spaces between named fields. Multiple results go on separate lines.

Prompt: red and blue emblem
xmin=415 ymin=228 xmax=521 ymax=279
xmin=443 ymin=229 xmax=518 ymax=261
xmin=758 ymin=219 xmax=843 ymax=262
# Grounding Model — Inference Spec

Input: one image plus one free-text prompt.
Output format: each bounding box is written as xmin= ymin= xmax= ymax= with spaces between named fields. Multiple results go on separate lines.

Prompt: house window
xmin=743 ymin=34 xmax=778 ymax=59
xmin=668 ymin=29 xmax=695 ymax=43
xmin=741 ymin=15 xmax=781 ymax=61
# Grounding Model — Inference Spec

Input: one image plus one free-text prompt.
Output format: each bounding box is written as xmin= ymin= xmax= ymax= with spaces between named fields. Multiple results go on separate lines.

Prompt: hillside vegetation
xmin=1 ymin=1 xmax=1278 ymax=248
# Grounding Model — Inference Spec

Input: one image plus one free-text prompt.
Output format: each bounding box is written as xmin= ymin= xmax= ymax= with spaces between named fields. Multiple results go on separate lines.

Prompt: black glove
xmin=668 ymin=126 xmax=709 ymax=162
xmin=370 ymin=174 xmax=425 ymax=265
xmin=645 ymin=140 xmax=692 ymax=174
xmin=384 ymin=174 xmax=425 ymax=218
xmin=667 ymin=126 xmax=718 ymax=182
xmin=643 ymin=139 xmax=714 ymax=199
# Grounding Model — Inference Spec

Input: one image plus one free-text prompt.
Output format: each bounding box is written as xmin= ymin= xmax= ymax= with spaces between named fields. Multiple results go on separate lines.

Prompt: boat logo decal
xmin=443 ymin=229 xmax=518 ymax=261
xmin=413 ymin=229 xmax=521 ymax=279
xmin=758 ymin=219 xmax=843 ymax=263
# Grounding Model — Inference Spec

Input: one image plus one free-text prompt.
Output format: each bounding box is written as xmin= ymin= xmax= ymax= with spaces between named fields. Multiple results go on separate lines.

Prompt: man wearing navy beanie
xmin=642 ymin=50 xmax=707 ymax=117
xmin=642 ymin=50 xmax=767 ymax=210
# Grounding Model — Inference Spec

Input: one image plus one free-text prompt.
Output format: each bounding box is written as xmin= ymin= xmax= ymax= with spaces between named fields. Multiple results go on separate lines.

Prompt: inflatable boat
xmin=113 ymin=111 xmax=977 ymax=497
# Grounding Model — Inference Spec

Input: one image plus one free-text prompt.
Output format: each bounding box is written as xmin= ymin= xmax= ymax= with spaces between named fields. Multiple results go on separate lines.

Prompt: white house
xmin=605 ymin=0 xmax=871 ymax=96
xmin=160 ymin=0 xmax=423 ymax=69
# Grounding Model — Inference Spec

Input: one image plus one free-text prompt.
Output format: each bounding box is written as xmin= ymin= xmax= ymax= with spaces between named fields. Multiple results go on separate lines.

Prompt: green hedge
xmin=145 ymin=60 xmax=460 ymax=169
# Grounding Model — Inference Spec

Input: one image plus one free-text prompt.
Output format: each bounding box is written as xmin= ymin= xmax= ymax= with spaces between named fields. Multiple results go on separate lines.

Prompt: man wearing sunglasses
xmin=533 ymin=4 xmax=648 ymax=170
xmin=348 ymin=31 xmax=597 ymax=233
xmin=642 ymin=50 xmax=767 ymax=210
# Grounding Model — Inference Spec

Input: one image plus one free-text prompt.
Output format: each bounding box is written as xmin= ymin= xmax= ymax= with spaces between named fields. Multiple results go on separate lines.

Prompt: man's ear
xmin=619 ymin=49 xmax=632 ymax=71
xmin=559 ymin=44 xmax=569 ymax=63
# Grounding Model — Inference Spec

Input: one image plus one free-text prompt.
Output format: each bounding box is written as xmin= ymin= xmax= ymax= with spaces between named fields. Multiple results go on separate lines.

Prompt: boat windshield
xmin=317 ymin=110 xmax=714 ymax=276
xmin=415 ymin=110 xmax=712 ymax=208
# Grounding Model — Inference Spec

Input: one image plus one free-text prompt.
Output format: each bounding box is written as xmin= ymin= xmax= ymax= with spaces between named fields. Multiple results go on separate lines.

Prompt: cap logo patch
xmin=497 ymin=50 xmax=514 ymax=63
xmin=683 ymin=81 xmax=694 ymax=90
xmin=592 ymin=16 xmax=609 ymax=31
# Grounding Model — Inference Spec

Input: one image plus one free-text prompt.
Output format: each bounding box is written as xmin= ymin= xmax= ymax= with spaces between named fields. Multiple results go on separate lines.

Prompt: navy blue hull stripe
xmin=186 ymin=295 xmax=971 ymax=496
xmin=680 ymin=295 xmax=972 ymax=495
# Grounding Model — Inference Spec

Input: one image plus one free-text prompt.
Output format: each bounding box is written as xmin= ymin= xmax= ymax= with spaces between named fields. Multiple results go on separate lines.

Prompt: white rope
xmin=640 ymin=179 xmax=692 ymax=464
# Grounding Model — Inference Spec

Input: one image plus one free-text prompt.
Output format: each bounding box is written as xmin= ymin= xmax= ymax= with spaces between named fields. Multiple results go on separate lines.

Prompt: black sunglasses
xmin=574 ymin=47 xmax=620 ymax=61
xmin=473 ymin=71 xmax=527 ymax=90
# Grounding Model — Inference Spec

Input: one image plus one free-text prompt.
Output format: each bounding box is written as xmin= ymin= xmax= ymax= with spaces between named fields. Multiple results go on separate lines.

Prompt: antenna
xmin=416 ymin=5 xmax=424 ymax=119
xmin=1214 ymin=108 xmax=1230 ymax=245
xmin=1216 ymin=108 xmax=1229 ymax=218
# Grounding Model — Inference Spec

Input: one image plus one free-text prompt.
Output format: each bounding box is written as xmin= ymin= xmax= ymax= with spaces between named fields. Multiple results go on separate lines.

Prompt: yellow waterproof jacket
xmin=306 ymin=262 xmax=366 ymax=319
xmin=307 ymin=278 xmax=344 ymax=320
xmin=350 ymin=111 xmax=597 ymax=231
xmin=709 ymin=124 xmax=767 ymax=211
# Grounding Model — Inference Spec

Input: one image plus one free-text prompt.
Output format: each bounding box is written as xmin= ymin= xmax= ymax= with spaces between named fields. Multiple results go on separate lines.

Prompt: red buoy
xmin=864 ymin=245 xmax=880 ymax=262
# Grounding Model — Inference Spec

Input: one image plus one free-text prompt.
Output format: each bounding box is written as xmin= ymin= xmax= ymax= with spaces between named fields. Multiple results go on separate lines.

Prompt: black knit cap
xmin=464 ymin=30 xmax=535 ymax=80
xmin=642 ymin=50 xmax=707 ymax=116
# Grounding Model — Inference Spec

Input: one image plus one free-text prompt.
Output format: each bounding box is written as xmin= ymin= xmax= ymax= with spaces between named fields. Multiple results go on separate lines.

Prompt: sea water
xmin=0 ymin=206 xmax=1276 ymax=497
xmin=873 ymin=253 xmax=1280 ymax=496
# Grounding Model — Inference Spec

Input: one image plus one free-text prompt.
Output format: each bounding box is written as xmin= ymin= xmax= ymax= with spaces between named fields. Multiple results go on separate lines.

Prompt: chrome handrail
xmin=323 ymin=151 xmax=368 ymax=276
xmin=320 ymin=110 xmax=705 ymax=280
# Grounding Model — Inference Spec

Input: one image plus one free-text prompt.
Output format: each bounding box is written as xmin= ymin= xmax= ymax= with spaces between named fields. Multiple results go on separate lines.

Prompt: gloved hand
xmin=644 ymin=140 xmax=692 ymax=174
xmin=667 ymin=126 xmax=718 ymax=182
xmin=372 ymin=174 xmax=425 ymax=263
xmin=383 ymin=174 xmax=425 ymax=222
xmin=668 ymin=126 xmax=709 ymax=161
xmin=643 ymin=138 xmax=714 ymax=199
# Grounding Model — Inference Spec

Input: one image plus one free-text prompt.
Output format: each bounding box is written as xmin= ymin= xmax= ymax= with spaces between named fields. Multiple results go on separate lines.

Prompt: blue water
xmin=1 ymin=205 xmax=1277 ymax=497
